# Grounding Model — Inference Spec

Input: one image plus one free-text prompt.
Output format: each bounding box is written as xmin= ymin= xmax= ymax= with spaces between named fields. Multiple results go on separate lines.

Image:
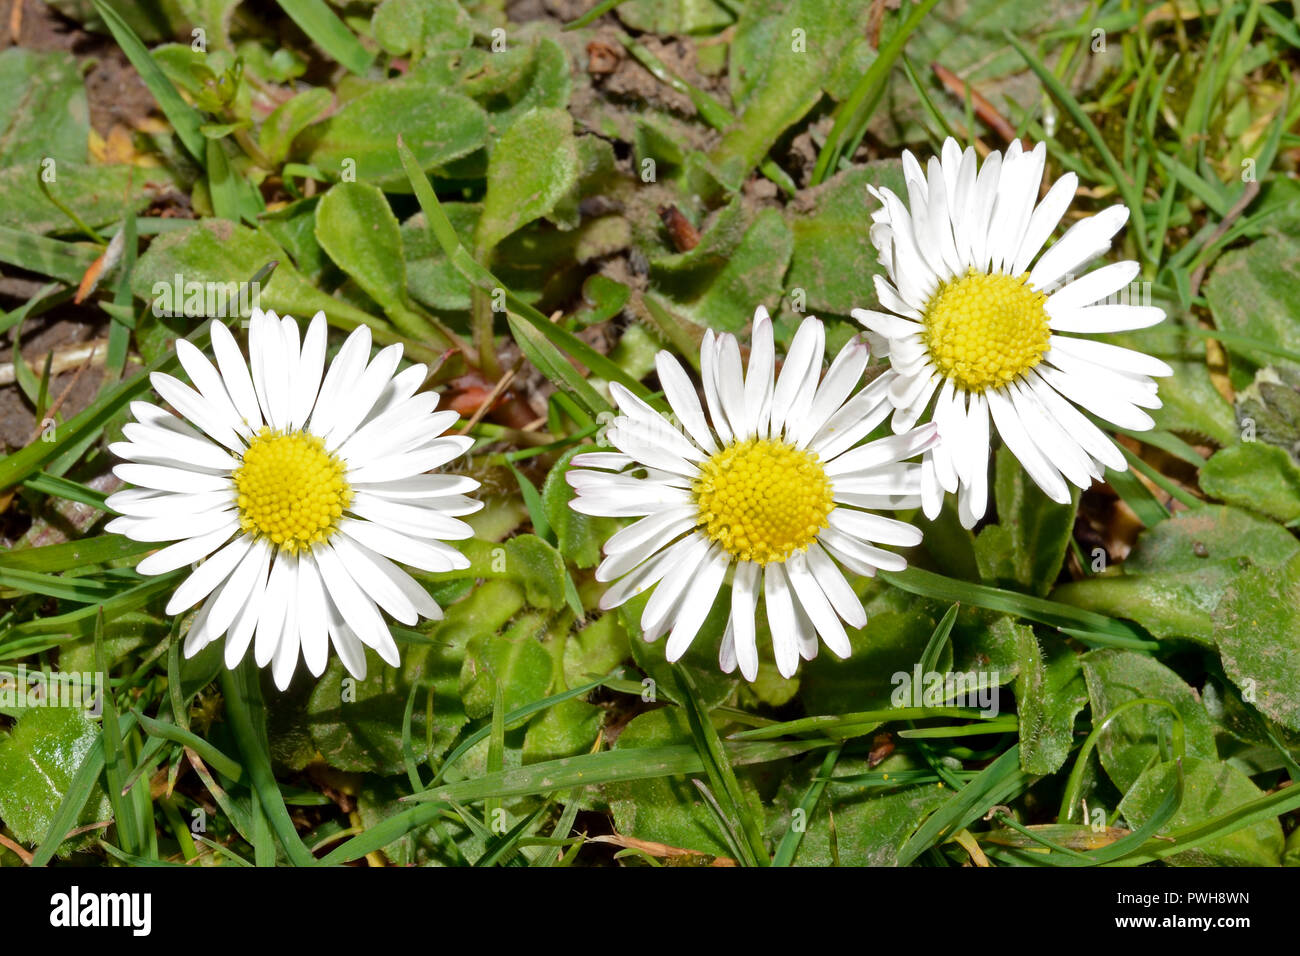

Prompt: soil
xmin=0 ymin=0 xmax=163 ymax=457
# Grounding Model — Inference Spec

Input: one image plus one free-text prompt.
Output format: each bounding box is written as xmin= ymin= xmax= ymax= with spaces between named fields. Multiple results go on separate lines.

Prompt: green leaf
xmin=1053 ymin=505 xmax=1300 ymax=644
xmin=808 ymin=0 xmax=943 ymax=184
xmin=0 ymin=226 xmax=99 ymax=283
xmin=800 ymin=603 xmax=944 ymax=715
xmin=273 ymin=0 xmax=374 ymax=75
xmin=521 ymin=696 xmax=603 ymax=764
xmin=541 ymin=445 xmax=622 ymax=569
xmin=301 ymin=81 xmax=488 ymax=192
xmin=459 ymin=613 xmax=557 ymax=721
xmin=650 ymin=204 xmax=793 ymax=332
xmin=768 ymin=752 xmax=952 ymax=866
xmin=130 ymin=218 xmax=443 ymax=360
xmin=1081 ymin=649 xmax=1217 ymax=794
xmin=0 ymin=49 xmax=89 ymax=165
xmin=614 ymin=0 xmax=733 ymax=34
xmin=1200 ymin=442 xmax=1300 ymax=523
xmin=1204 ymin=231 xmax=1300 ymax=381
xmin=0 ymin=163 xmax=156 ymax=237
xmin=220 ymin=661 xmax=316 ymax=866
xmin=308 ymin=643 xmax=464 ymax=775
xmin=1015 ymin=630 xmax=1088 ymax=776
xmin=1120 ymin=757 xmax=1283 ymax=866
xmin=314 ymin=182 xmax=410 ymax=316
xmin=562 ymin=613 xmax=632 ymax=689
xmin=0 ymin=708 xmax=111 ymax=853
xmin=258 ymin=87 xmax=332 ymax=167
xmin=1214 ymin=551 xmax=1300 ymax=733
xmin=607 ymin=708 xmax=762 ymax=859
xmin=709 ymin=0 xmax=874 ymax=190
xmin=372 ymin=0 xmax=473 ymax=57
xmin=475 ymin=108 xmax=580 ymax=256
xmin=976 ymin=445 xmax=1080 ymax=596
xmin=1234 ymin=366 xmax=1300 ymax=453
xmin=397 ymin=138 xmax=639 ymax=406
xmin=784 ymin=161 xmax=904 ymax=318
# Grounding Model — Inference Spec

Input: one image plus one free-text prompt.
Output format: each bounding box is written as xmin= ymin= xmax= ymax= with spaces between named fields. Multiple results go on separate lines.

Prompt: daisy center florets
xmin=922 ymin=268 xmax=1051 ymax=391
xmin=233 ymin=428 xmax=351 ymax=552
xmin=692 ymin=438 xmax=834 ymax=565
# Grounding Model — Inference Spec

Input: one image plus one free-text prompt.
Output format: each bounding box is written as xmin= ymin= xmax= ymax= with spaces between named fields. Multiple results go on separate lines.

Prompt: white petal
xmin=700 ymin=331 xmax=733 ymax=445
xmin=297 ymin=551 xmax=331 ymax=677
xmin=1012 ymin=172 xmax=1078 ymax=275
xmin=985 ymin=386 xmax=1070 ymax=503
xmin=729 ymin=561 xmax=760 ymax=682
xmin=150 ymin=373 xmax=243 ymax=451
xmin=804 ymin=542 xmax=866 ymax=629
xmin=255 ymin=550 xmax=293 ymax=667
xmin=1047 ymin=304 xmax=1166 ymax=333
xmin=602 ymin=504 xmax=698 ymax=558
xmin=290 ymin=312 xmax=328 ymax=431
xmin=810 ymin=372 xmax=894 ymax=461
xmin=323 ymin=344 xmax=404 ymax=449
xmin=175 ymin=339 xmax=250 ymax=440
xmin=769 ymin=317 xmax=823 ymax=439
xmin=824 ymin=422 xmax=939 ymax=477
xmin=744 ymin=306 xmax=775 ymax=438
xmin=785 ymin=552 xmax=851 ymax=660
xmin=664 ymin=545 xmax=730 ymax=662
xmin=338 ymin=517 xmax=469 ymax=574
xmin=640 ymin=534 xmax=711 ymax=639
xmin=656 ymin=352 xmax=717 ymax=453
xmin=349 ymin=491 xmax=473 ymax=540
xmin=327 ymin=534 xmax=439 ymax=623
xmin=135 ymin=521 xmax=240 ymax=575
xmin=314 ymin=542 xmax=400 ymax=667
xmin=763 ymin=563 xmax=800 ymax=678
xmin=1028 ymin=205 xmax=1129 ymax=291
xmin=165 ymin=534 xmax=254 ymax=614
xmin=1047 ymin=334 xmax=1172 ymax=377
xmin=107 ymin=488 xmax=232 ymax=519
xmin=827 ymin=507 xmax=924 ymax=547
xmin=790 ymin=340 xmax=869 ymax=449
xmin=820 ymin=526 xmax=907 ymax=573
xmin=1045 ymin=260 xmax=1141 ymax=313
xmin=224 ymin=541 xmax=271 ymax=668
xmin=1023 ymin=369 xmax=1126 ymax=471
xmin=114 ymin=462 xmax=232 ymax=495
xmin=209 ymin=320 xmax=263 ymax=432
xmin=309 ymin=323 xmax=372 ymax=436
xmin=598 ymin=535 xmax=694 ymax=611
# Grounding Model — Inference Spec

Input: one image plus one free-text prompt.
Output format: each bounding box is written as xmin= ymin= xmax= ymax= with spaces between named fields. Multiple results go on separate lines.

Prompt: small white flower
xmin=567 ymin=309 xmax=937 ymax=681
xmin=854 ymin=137 xmax=1172 ymax=528
xmin=106 ymin=309 xmax=481 ymax=689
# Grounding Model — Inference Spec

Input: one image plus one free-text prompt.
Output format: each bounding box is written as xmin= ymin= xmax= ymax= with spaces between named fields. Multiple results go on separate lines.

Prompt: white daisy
xmin=105 ymin=309 xmax=481 ymax=689
xmin=567 ymin=309 xmax=938 ymax=681
xmin=853 ymin=137 xmax=1172 ymax=528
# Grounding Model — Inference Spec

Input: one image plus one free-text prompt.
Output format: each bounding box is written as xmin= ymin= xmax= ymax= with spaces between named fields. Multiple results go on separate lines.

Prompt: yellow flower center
xmin=922 ymin=268 xmax=1050 ymax=391
xmin=232 ymin=428 xmax=351 ymax=552
xmin=693 ymin=438 xmax=834 ymax=565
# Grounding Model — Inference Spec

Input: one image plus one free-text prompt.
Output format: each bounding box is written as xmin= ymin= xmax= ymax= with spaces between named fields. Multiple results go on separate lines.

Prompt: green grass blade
xmin=274 ymin=0 xmax=375 ymax=75
xmin=91 ymin=0 xmax=206 ymax=161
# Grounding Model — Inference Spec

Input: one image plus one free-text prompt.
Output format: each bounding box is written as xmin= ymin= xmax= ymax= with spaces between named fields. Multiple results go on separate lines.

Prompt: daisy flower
xmin=105 ymin=309 xmax=481 ymax=689
xmin=853 ymin=137 xmax=1172 ymax=528
xmin=567 ymin=309 xmax=938 ymax=681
